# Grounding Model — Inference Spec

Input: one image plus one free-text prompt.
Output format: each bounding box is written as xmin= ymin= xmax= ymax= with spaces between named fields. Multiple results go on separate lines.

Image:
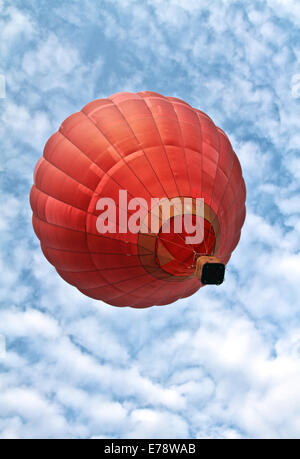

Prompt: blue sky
xmin=0 ymin=0 xmax=300 ymax=439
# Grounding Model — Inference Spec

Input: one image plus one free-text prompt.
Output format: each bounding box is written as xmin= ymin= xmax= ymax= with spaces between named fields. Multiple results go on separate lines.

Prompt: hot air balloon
xmin=30 ymin=91 xmax=246 ymax=308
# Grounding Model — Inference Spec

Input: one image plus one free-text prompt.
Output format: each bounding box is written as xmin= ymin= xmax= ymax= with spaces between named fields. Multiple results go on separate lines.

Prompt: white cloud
xmin=22 ymin=35 xmax=80 ymax=91
xmin=0 ymin=387 xmax=69 ymax=438
xmin=2 ymin=101 xmax=51 ymax=150
xmin=0 ymin=308 xmax=60 ymax=338
xmin=126 ymin=409 xmax=189 ymax=438
xmin=276 ymin=195 xmax=300 ymax=215
xmin=267 ymin=0 xmax=300 ymax=23
xmin=0 ymin=6 xmax=35 ymax=58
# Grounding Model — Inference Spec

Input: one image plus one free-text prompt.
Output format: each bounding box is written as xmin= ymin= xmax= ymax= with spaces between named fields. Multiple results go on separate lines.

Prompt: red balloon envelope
xmin=30 ymin=91 xmax=246 ymax=308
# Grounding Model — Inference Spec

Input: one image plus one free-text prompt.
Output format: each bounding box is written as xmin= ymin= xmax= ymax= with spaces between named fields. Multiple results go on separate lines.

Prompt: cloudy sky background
xmin=0 ymin=0 xmax=300 ymax=438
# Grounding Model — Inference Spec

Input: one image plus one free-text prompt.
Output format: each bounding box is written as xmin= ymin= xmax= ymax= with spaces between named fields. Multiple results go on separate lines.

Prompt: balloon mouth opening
xmin=155 ymin=215 xmax=217 ymax=278
xmin=137 ymin=198 xmax=221 ymax=282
